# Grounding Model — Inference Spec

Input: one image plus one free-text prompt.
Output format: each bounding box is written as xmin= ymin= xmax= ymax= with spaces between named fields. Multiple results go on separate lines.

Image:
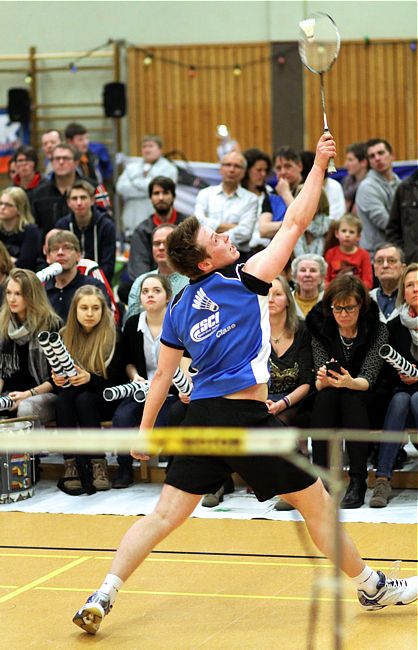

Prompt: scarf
xmin=399 ymin=303 xmax=418 ymax=361
xmin=0 ymin=319 xmax=50 ymax=382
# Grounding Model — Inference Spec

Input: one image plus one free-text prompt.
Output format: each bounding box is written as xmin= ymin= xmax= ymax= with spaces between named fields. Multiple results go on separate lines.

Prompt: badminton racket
xmin=298 ymin=12 xmax=341 ymax=173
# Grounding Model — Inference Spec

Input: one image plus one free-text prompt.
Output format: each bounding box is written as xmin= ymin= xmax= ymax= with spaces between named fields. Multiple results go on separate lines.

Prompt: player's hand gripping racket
xmin=298 ymin=12 xmax=341 ymax=173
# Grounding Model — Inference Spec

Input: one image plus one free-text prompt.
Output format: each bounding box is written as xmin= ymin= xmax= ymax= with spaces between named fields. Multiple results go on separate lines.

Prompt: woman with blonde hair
xmin=53 ymin=284 xmax=124 ymax=495
xmin=0 ymin=241 xmax=14 ymax=304
xmin=0 ymin=268 xmax=61 ymax=423
xmin=0 ymin=186 xmax=42 ymax=271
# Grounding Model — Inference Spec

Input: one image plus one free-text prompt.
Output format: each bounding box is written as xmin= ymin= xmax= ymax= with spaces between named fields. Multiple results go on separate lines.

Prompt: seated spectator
xmin=356 ymin=138 xmax=401 ymax=260
xmin=386 ymin=169 xmax=418 ymax=265
xmin=342 ymin=142 xmax=368 ymax=214
xmin=7 ymin=157 xmax=18 ymax=184
xmin=240 ymin=148 xmax=272 ymax=253
xmin=0 ymin=187 xmax=42 ymax=271
xmin=194 ymin=151 xmax=257 ymax=260
xmin=116 ymin=134 xmax=178 ymax=237
xmin=306 ymin=275 xmax=388 ymax=508
xmin=291 ymin=254 xmax=327 ymax=319
xmin=0 ymin=268 xmax=61 ymax=425
xmin=65 ymin=122 xmax=103 ymax=184
xmin=112 ymin=274 xmax=189 ymax=488
xmin=369 ymin=243 xmax=406 ymax=323
xmin=13 ymin=145 xmax=45 ymax=199
xmin=293 ymin=185 xmax=330 ymax=257
xmin=44 ymin=230 xmax=109 ymax=322
xmin=41 ymin=129 xmax=62 ymax=177
xmin=30 ymin=144 xmax=110 ymax=236
xmin=259 ymin=146 xmax=302 ymax=240
xmin=370 ymin=263 xmax=418 ymax=507
xmin=0 ymin=242 xmax=13 ymax=305
xmin=126 ymin=224 xmax=189 ymax=320
xmin=266 ymin=275 xmax=314 ymax=510
xmin=325 ymin=214 xmax=373 ymax=288
xmin=55 ymin=179 xmax=116 ymax=283
xmin=52 ymin=285 xmax=125 ymax=495
xmin=127 ymin=176 xmax=187 ymax=284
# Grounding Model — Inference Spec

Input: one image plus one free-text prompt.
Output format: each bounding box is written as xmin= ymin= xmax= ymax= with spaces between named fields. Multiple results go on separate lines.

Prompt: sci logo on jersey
xmin=190 ymin=312 xmax=220 ymax=342
xmin=192 ymin=288 xmax=219 ymax=312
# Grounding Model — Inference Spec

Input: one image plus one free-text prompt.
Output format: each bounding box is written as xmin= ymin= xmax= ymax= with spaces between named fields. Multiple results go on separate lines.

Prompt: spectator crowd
xmin=1 ymin=126 xmax=417 ymax=509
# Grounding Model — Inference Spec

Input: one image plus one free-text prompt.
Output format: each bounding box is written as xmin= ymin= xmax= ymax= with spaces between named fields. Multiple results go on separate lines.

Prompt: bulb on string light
xmin=143 ymin=53 xmax=154 ymax=66
xmin=24 ymin=72 xmax=32 ymax=85
xmin=188 ymin=65 xmax=197 ymax=78
xmin=69 ymin=63 xmax=78 ymax=73
xmin=364 ymin=35 xmax=371 ymax=47
xmin=233 ymin=64 xmax=242 ymax=77
xmin=277 ymin=54 xmax=286 ymax=66
xmin=410 ymin=41 xmax=417 ymax=52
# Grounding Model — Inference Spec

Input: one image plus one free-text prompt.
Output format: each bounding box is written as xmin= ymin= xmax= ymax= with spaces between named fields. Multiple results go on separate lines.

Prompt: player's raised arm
xmin=245 ymin=133 xmax=336 ymax=284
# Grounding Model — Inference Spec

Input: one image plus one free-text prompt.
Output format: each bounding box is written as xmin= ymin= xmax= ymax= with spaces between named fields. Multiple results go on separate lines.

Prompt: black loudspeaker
xmin=103 ymin=82 xmax=126 ymax=118
xmin=7 ymin=88 xmax=31 ymax=123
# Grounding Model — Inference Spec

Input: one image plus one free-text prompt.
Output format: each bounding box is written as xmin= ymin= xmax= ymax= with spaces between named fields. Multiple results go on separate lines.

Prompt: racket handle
xmin=327 ymin=157 xmax=337 ymax=174
xmin=323 ymin=127 xmax=337 ymax=174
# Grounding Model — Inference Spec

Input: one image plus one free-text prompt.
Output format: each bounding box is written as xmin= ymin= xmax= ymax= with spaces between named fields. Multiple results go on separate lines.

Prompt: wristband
xmin=30 ymin=387 xmax=38 ymax=396
xmin=282 ymin=395 xmax=291 ymax=409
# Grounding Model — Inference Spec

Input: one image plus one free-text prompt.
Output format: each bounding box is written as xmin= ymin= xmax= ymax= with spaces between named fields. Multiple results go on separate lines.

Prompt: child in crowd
xmin=325 ymin=214 xmax=373 ymax=288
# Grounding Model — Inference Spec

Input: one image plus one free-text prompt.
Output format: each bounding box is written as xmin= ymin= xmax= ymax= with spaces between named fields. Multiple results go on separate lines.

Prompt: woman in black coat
xmin=306 ymin=275 xmax=388 ymax=508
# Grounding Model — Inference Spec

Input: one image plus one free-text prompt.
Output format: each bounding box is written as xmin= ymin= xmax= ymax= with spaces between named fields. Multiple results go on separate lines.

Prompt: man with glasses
xmin=194 ymin=151 xmax=258 ymax=260
xmin=44 ymin=230 xmax=108 ymax=322
xmin=369 ymin=243 xmax=406 ymax=323
xmin=30 ymin=144 xmax=110 ymax=236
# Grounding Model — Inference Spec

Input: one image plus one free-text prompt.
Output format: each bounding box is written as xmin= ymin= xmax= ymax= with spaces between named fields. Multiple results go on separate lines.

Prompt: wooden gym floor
xmin=1 ymin=512 xmax=417 ymax=649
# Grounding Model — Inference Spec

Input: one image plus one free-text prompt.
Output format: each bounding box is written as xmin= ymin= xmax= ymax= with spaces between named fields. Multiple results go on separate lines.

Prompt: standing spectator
xmin=306 ymin=275 xmax=388 ymax=508
xmin=40 ymin=129 xmax=62 ymax=176
xmin=356 ymin=138 xmax=401 ymax=260
xmin=194 ymin=151 xmax=257 ymax=259
xmin=241 ymin=148 xmax=272 ymax=253
xmin=259 ymin=146 xmax=302 ymax=239
xmin=55 ymin=180 xmax=116 ymax=283
xmin=342 ymin=142 xmax=368 ymax=213
xmin=126 ymin=224 xmax=189 ymax=320
xmin=7 ymin=157 xmax=18 ymax=184
xmin=325 ymin=214 xmax=373 ymax=288
xmin=44 ymin=230 xmax=109 ymax=322
xmin=386 ymin=169 xmax=418 ymax=265
xmin=370 ymin=263 xmax=418 ymax=507
xmin=0 ymin=268 xmax=60 ymax=424
xmin=127 ymin=176 xmax=187 ymax=283
xmin=53 ymin=285 xmax=124 ymax=495
xmin=291 ymin=254 xmax=327 ymax=319
xmin=65 ymin=122 xmax=103 ymax=183
xmin=0 ymin=187 xmax=42 ymax=271
xmin=30 ymin=144 xmax=110 ymax=236
xmin=116 ymin=135 xmax=178 ymax=237
xmin=369 ymin=243 xmax=406 ymax=323
xmin=13 ymin=145 xmax=44 ymax=200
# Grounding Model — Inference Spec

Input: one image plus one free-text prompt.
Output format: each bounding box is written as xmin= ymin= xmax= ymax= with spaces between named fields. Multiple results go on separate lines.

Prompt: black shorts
xmin=165 ymin=397 xmax=316 ymax=502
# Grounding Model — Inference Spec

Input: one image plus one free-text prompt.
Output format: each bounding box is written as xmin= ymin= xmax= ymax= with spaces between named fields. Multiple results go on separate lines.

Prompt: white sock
xmin=351 ymin=565 xmax=380 ymax=595
xmin=99 ymin=573 xmax=124 ymax=605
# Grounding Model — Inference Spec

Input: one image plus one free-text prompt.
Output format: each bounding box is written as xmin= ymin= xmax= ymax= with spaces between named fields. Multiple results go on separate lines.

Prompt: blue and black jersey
xmin=161 ymin=264 xmax=271 ymax=400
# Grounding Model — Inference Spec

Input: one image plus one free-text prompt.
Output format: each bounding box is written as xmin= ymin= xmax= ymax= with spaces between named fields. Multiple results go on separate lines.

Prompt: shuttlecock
xmin=299 ymin=18 xmax=316 ymax=42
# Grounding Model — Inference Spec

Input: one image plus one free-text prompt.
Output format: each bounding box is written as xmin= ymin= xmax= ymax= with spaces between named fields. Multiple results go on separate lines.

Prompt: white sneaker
xmin=358 ymin=571 xmax=418 ymax=611
xmin=72 ymin=591 xmax=111 ymax=634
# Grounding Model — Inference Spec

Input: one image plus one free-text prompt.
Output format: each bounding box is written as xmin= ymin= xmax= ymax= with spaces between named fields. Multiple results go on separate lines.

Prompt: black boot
xmin=341 ymin=477 xmax=367 ymax=509
xmin=112 ymin=455 xmax=134 ymax=489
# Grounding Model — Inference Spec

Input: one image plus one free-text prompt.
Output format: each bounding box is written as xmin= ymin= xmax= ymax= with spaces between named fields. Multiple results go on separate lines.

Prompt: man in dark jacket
xmin=44 ymin=230 xmax=109 ymax=322
xmin=386 ymin=169 xmax=418 ymax=264
xmin=55 ymin=179 xmax=116 ymax=283
xmin=30 ymin=144 xmax=111 ymax=236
